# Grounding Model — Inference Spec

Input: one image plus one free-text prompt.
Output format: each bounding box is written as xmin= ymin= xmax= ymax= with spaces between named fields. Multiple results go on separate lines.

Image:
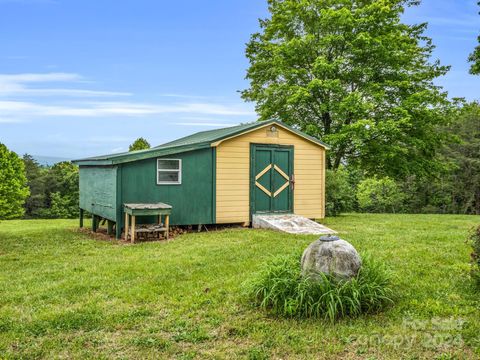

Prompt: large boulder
xmin=301 ymin=236 xmax=361 ymax=280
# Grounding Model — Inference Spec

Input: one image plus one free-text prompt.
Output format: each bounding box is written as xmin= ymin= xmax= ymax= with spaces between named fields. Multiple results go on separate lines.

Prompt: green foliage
xmin=470 ymin=35 xmax=480 ymax=75
xmin=22 ymin=158 xmax=79 ymax=219
xmin=325 ymin=167 xmax=355 ymax=216
xmin=245 ymin=253 xmax=393 ymax=322
xmin=46 ymin=192 xmax=79 ymax=219
xmin=242 ymin=0 xmax=452 ymax=177
xmin=440 ymin=103 xmax=480 ymax=214
xmin=23 ymin=154 xmax=47 ymax=217
xmin=129 ymin=137 xmax=151 ymax=152
xmin=0 ymin=143 xmax=29 ymax=219
xmin=396 ymin=103 xmax=480 ymax=215
xmin=41 ymin=162 xmax=79 ymax=218
xmin=357 ymin=177 xmax=404 ymax=213
xmin=469 ymin=2 xmax=480 ymax=75
xmin=470 ymin=226 xmax=480 ymax=286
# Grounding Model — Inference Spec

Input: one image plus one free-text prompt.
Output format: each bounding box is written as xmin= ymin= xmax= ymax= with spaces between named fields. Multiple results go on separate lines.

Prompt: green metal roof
xmin=72 ymin=120 xmax=329 ymax=166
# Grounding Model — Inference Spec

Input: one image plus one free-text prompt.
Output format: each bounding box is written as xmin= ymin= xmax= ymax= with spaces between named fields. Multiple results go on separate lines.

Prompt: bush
xmin=0 ymin=143 xmax=30 ymax=219
xmin=245 ymin=252 xmax=394 ymax=322
xmin=357 ymin=177 xmax=404 ymax=213
xmin=470 ymin=226 xmax=480 ymax=286
xmin=325 ymin=167 xmax=355 ymax=216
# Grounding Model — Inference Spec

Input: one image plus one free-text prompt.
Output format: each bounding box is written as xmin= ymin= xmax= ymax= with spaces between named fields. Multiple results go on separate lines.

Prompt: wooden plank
xmin=124 ymin=213 xmax=129 ymax=241
xmin=165 ymin=215 xmax=169 ymax=239
xmin=130 ymin=215 xmax=136 ymax=243
xmin=273 ymin=182 xmax=290 ymax=197
xmin=124 ymin=208 xmax=172 ymax=216
xmin=255 ymin=164 xmax=272 ymax=180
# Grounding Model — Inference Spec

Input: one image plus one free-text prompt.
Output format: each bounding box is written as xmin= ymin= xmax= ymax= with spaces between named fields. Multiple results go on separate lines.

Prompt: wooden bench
xmin=124 ymin=203 xmax=172 ymax=243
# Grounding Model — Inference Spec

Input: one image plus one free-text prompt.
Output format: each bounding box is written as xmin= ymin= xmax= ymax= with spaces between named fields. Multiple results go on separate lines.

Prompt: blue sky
xmin=0 ymin=0 xmax=478 ymax=159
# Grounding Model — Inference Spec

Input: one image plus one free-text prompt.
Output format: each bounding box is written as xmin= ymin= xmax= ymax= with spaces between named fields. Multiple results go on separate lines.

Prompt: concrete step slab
xmin=252 ymin=214 xmax=336 ymax=235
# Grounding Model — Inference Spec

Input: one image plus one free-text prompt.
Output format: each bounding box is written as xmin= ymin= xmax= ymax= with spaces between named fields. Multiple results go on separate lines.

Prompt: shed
xmin=72 ymin=120 xmax=329 ymax=239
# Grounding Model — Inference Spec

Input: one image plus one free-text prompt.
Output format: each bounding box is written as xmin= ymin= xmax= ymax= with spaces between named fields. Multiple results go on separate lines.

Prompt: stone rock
xmin=301 ymin=237 xmax=362 ymax=280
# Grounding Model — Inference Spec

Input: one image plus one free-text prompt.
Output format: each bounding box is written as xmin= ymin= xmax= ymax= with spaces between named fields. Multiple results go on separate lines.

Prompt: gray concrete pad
xmin=252 ymin=214 xmax=336 ymax=235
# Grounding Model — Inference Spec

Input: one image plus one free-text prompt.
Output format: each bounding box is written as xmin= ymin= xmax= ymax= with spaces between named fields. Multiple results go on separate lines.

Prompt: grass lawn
xmin=1 ymin=214 xmax=480 ymax=359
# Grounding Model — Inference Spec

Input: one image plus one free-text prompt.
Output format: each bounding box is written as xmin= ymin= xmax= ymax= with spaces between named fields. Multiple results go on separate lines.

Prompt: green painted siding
xmin=79 ymin=166 xmax=118 ymax=221
xmin=119 ymin=148 xmax=214 ymax=227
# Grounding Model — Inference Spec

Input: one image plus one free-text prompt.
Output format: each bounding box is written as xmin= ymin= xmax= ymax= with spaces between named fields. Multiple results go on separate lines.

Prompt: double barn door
xmin=250 ymin=144 xmax=294 ymax=215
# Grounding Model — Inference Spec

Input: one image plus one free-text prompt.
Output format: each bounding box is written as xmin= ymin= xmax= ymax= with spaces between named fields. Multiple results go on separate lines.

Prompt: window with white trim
xmin=157 ymin=158 xmax=182 ymax=185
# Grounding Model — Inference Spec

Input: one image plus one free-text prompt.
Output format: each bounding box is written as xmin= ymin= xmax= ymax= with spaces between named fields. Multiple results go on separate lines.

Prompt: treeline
xmin=326 ymin=102 xmax=480 ymax=216
xmin=22 ymin=156 xmax=79 ymax=219
xmin=0 ymin=136 xmax=153 ymax=220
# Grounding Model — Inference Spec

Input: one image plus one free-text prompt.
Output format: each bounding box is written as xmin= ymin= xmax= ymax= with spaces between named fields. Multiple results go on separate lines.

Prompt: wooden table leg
xmin=165 ymin=215 xmax=169 ymax=239
xmin=158 ymin=215 xmax=162 ymax=239
xmin=130 ymin=215 xmax=136 ymax=243
xmin=125 ymin=213 xmax=129 ymax=241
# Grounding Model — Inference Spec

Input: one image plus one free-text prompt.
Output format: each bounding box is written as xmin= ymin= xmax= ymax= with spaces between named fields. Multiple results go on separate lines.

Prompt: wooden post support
xmin=92 ymin=215 xmax=98 ymax=232
xmin=79 ymin=208 xmax=84 ymax=228
xmin=124 ymin=212 xmax=129 ymax=241
xmin=165 ymin=214 xmax=169 ymax=239
xmin=115 ymin=221 xmax=121 ymax=240
xmin=130 ymin=215 xmax=136 ymax=243
xmin=107 ymin=220 xmax=114 ymax=235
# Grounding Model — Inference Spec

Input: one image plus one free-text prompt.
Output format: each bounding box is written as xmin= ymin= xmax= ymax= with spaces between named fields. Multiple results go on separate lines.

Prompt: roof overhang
xmin=210 ymin=120 xmax=330 ymax=149
xmin=72 ymin=143 xmax=211 ymax=166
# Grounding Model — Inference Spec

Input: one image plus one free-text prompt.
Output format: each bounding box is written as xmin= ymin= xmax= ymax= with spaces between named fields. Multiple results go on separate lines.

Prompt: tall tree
xmin=242 ymin=0 xmax=452 ymax=177
xmin=469 ymin=2 xmax=480 ymax=75
xmin=129 ymin=137 xmax=151 ymax=152
xmin=23 ymin=154 xmax=47 ymax=217
xmin=442 ymin=102 xmax=480 ymax=214
xmin=0 ymin=144 xmax=30 ymax=219
xmin=41 ymin=161 xmax=79 ymax=218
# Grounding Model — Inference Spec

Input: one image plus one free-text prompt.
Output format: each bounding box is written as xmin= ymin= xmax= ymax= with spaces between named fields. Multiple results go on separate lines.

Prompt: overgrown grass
xmin=1 ymin=214 xmax=480 ymax=359
xmin=469 ymin=225 xmax=480 ymax=286
xmin=246 ymin=253 xmax=394 ymax=321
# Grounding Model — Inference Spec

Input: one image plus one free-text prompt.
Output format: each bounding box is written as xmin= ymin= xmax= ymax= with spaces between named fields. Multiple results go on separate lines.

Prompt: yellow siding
xmin=215 ymin=125 xmax=326 ymax=223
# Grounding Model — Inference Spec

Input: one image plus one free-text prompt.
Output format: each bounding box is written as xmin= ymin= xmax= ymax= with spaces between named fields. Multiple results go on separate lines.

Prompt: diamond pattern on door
xmin=273 ymin=164 xmax=289 ymax=198
xmin=251 ymin=144 xmax=293 ymax=214
xmin=255 ymin=164 xmax=272 ymax=197
xmin=255 ymin=163 xmax=290 ymax=198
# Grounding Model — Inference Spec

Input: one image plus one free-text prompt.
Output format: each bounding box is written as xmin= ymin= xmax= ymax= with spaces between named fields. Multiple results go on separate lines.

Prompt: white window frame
xmin=157 ymin=158 xmax=182 ymax=185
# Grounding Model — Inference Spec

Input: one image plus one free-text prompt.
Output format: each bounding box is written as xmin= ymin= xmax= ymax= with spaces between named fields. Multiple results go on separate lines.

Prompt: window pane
xmin=158 ymin=171 xmax=179 ymax=183
xmin=158 ymin=159 xmax=179 ymax=170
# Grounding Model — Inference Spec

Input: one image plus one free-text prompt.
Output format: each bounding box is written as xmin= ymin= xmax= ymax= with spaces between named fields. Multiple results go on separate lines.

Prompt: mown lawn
xmin=1 ymin=214 xmax=479 ymax=359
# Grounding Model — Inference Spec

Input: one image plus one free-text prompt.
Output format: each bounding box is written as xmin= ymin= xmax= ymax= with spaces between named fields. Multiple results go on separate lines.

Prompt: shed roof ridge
xmin=154 ymin=120 xmax=269 ymax=149
xmin=72 ymin=119 xmax=329 ymax=165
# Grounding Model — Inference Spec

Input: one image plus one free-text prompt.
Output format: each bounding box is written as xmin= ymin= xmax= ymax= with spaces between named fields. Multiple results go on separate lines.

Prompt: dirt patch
xmin=74 ymin=223 xmax=247 ymax=245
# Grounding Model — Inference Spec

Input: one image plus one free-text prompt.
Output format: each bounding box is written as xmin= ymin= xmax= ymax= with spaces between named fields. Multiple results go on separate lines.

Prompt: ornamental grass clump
xmin=246 ymin=253 xmax=394 ymax=322
xmin=470 ymin=225 xmax=480 ymax=286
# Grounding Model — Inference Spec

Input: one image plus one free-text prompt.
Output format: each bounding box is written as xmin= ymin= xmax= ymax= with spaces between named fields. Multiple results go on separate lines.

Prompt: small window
xmin=157 ymin=159 xmax=182 ymax=185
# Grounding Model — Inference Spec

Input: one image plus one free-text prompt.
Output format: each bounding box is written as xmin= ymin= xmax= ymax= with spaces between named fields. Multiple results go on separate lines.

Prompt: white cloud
xmin=0 ymin=100 xmax=255 ymax=118
xmin=175 ymin=122 xmax=238 ymax=127
xmin=0 ymin=72 xmax=81 ymax=83
xmin=158 ymin=93 xmax=210 ymax=99
xmin=2 ymin=88 xmax=132 ymax=97
xmin=0 ymin=72 xmax=132 ymax=97
xmin=0 ymin=117 xmax=24 ymax=123
xmin=0 ymin=0 xmax=58 ymax=4
xmin=110 ymin=147 xmax=125 ymax=153
xmin=421 ymin=16 xmax=479 ymax=27
xmin=0 ymin=72 xmax=255 ymax=123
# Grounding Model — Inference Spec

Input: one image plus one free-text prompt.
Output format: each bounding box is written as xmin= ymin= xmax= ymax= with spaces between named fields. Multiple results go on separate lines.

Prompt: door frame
xmin=249 ymin=143 xmax=294 ymax=219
